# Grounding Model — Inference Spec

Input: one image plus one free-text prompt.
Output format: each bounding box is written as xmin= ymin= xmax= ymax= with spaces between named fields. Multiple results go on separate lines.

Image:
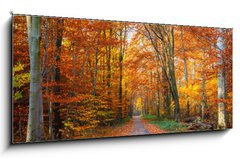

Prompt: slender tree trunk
xmin=43 ymin=18 xmax=54 ymax=140
xmin=222 ymin=45 xmax=230 ymax=127
xmin=53 ymin=19 xmax=64 ymax=139
xmin=72 ymin=42 xmax=77 ymax=137
xmin=124 ymin=82 xmax=128 ymax=117
xmin=156 ymin=63 xmax=161 ymax=119
xmin=107 ymin=29 xmax=112 ymax=110
xmin=26 ymin=16 xmax=44 ymax=142
xmin=118 ymin=28 xmax=125 ymax=121
xmin=93 ymin=47 xmax=99 ymax=96
xmin=200 ymin=52 xmax=207 ymax=122
xmin=46 ymin=67 xmax=53 ymax=140
xmin=217 ymin=29 xmax=227 ymax=129
xmin=18 ymin=111 xmax=22 ymax=141
xmin=161 ymin=66 xmax=171 ymax=118
xmin=169 ymin=27 xmax=180 ymax=122
xmin=146 ymin=95 xmax=149 ymax=115
xmin=180 ymin=27 xmax=190 ymax=117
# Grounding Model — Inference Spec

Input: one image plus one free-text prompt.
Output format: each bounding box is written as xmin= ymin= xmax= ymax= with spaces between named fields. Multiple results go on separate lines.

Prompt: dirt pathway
xmin=131 ymin=116 xmax=150 ymax=135
xmin=73 ymin=116 xmax=166 ymax=139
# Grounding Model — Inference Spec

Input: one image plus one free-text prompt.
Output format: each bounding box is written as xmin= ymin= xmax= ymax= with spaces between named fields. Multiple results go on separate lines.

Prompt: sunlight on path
xmin=131 ymin=116 xmax=150 ymax=135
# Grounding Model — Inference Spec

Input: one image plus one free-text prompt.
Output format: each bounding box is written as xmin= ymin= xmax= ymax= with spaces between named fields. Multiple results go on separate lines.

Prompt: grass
xmin=142 ymin=114 xmax=158 ymax=120
xmin=142 ymin=115 xmax=187 ymax=132
xmin=123 ymin=115 xmax=131 ymax=123
xmin=114 ymin=115 xmax=131 ymax=126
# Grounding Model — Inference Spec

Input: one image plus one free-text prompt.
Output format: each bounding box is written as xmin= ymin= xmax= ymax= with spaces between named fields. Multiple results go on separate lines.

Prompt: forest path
xmin=131 ymin=116 xmax=150 ymax=135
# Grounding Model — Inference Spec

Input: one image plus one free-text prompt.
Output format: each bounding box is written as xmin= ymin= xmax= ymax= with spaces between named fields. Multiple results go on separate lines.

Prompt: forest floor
xmin=141 ymin=117 xmax=167 ymax=134
xmin=102 ymin=115 xmax=167 ymax=137
xmin=131 ymin=116 xmax=166 ymax=135
xmin=75 ymin=114 xmax=214 ymax=140
xmin=75 ymin=115 xmax=166 ymax=140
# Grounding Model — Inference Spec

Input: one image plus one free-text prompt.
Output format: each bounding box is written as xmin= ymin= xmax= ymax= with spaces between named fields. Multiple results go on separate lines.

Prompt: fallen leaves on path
xmin=103 ymin=120 xmax=134 ymax=137
xmin=141 ymin=119 xmax=167 ymax=134
xmin=74 ymin=120 xmax=134 ymax=140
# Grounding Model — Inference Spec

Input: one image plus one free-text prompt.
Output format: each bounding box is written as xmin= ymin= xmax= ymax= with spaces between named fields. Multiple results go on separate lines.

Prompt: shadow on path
xmin=131 ymin=116 xmax=149 ymax=135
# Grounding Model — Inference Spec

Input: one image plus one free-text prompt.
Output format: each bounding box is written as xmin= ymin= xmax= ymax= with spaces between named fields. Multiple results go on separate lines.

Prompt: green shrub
xmin=123 ymin=115 xmax=131 ymax=123
xmin=142 ymin=115 xmax=158 ymax=120
xmin=151 ymin=119 xmax=187 ymax=132
xmin=142 ymin=115 xmax=187 ymax=132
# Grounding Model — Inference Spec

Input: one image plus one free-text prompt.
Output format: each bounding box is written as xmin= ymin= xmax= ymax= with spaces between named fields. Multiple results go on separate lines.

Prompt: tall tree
xmin=118 ymin=24 xmax=127 ymax=121
xmin=144 ymin=24 xmax=180 ymax=122
xmin=180 ymin=27 xmax=190 ymax=117
xmin=200 ymin=50 xmax=207 ymax=122
xmin=217 ymin=29 xmax=226 ymax=129
xmin=26 ymin=16 xmax=44 ymax=142
xmin=53 ymin=18 xmax=64 ymax=138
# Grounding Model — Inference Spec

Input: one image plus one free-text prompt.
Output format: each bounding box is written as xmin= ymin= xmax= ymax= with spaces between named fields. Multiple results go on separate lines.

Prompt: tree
xmin=118 ymin=24 xmax=127 ymax=121
xmin=53 ymin=18 xmax=64 ymax=138
xmin=217 ymin=29 xmax=226 ymax=129
xmin=180 ymin=26 xmax=190 ymax=117
xmin=26 ymin=16 xmax=44 ymax=142
xmin=144 ymin=24 xmax=180 ymax=122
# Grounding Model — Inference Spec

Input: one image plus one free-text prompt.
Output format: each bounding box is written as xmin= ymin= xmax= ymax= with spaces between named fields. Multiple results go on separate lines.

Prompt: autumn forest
xmin=12 ymin=15 xmax=232 ymax=143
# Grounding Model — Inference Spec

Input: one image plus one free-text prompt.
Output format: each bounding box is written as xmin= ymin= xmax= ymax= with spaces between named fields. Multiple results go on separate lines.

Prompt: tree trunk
xmin=222 ymin=40 xmax=230 ymax=127
xmin=53 ymin=19 xmax=64 ymax=139
xmin=26 ymin=16 xmax=44 ymax=142
xmin=93 ymin=47 xmax=99 ymax=96
xmin=43 ymin=18 xmax=54 ymax=140
xmin=169 ymin=27 xmax=180 ymax=122
xmin=156 ymin=63 xmax=161 ymax=118
xmin=107 ymin=29 xmax=112 ymax=109
xmin=46 ymin=67 xmax=53 ymax=140
xmin=180 ymin=27 xmax=190 ymax=117
xmin=200 ymin=52 xmax=207 ymax=122
xmin=217 ymin=29 xmax=227 ymax=129
xmin=118 ymin=27 xmax=126 ymax=121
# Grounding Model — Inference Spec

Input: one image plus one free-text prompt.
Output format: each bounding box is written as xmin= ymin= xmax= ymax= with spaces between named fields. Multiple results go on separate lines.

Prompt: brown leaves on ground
xmin=74 ymin=120 xmax=134 ymax=140
xmin=141 ymin=119 xmax=167 ymax=134
xmin=103 ymin=120 xmax=134 ymax=137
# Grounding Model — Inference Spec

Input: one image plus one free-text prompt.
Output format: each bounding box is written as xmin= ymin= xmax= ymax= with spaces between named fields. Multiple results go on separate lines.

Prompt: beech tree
xmin=217 ymin=29 xmax=226 ymax=129
xmin=26 ymin=16 xmax=44 ymax=142
xmin=144 ymin=24 xmax=180 ymax=122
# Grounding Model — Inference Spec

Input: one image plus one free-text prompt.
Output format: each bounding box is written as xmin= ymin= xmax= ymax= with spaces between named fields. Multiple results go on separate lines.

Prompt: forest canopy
xmin=12 ymin=15 xmax=232 ymax=143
